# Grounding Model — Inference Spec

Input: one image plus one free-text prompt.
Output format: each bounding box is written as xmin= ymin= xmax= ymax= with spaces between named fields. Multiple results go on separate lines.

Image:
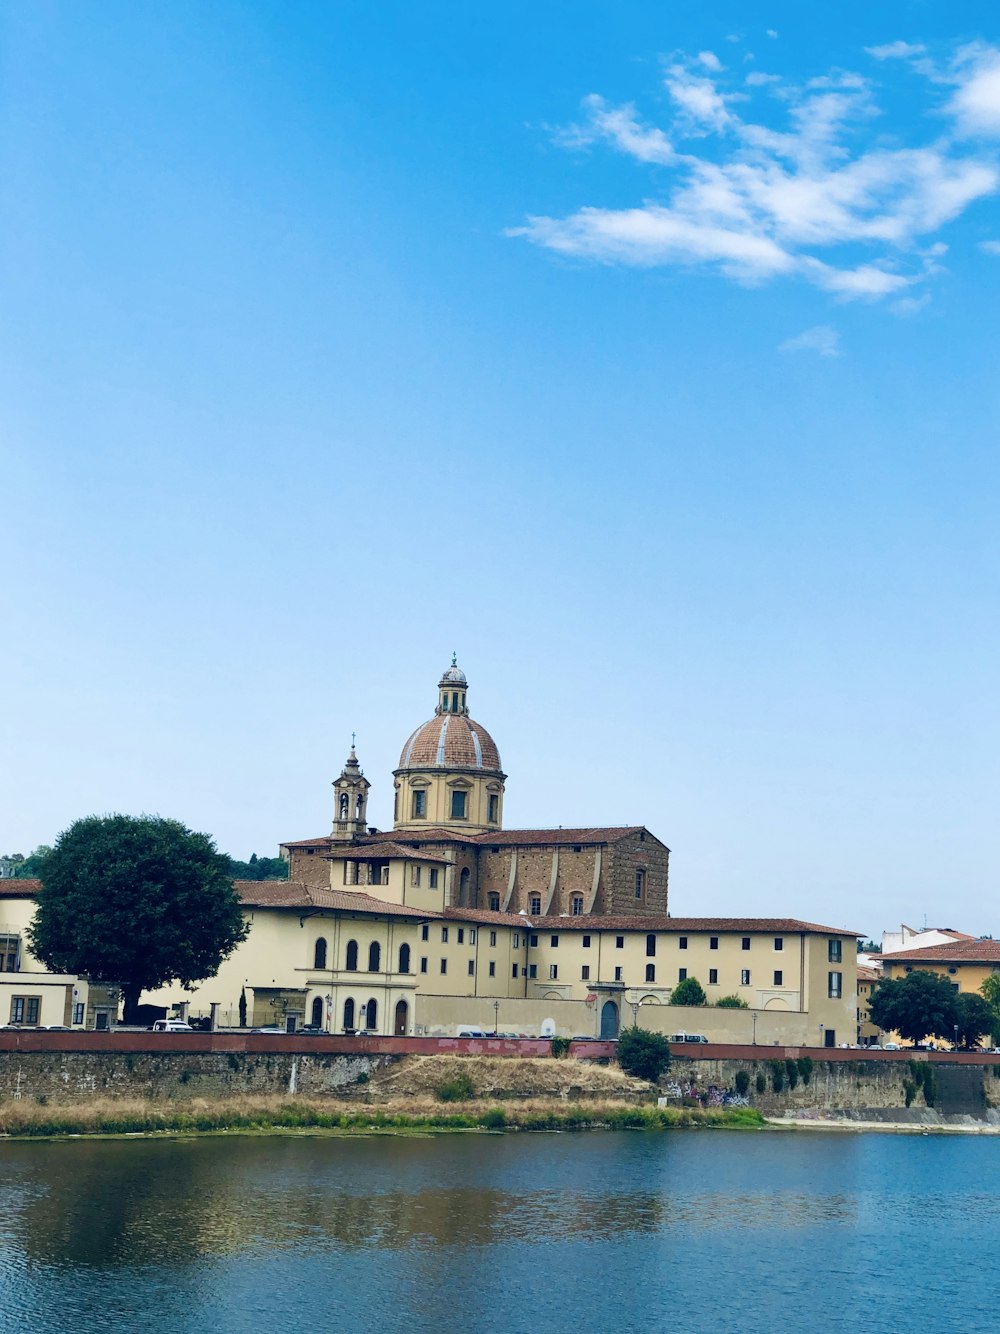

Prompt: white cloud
xmin=780 ymin=325 xmax=841 ymax=356
xmin=766 ymin=29 xmax=779 ymax=40
xmin=698 ymin=51 xmax=724 ymax=72
xmin=866 ymin=41 xmax=926 ymax=61
xmin=745 ymin=71 xmax=780 ymax=87
xmin=891 ymin=293 xmax=931 ymax=315
xmin=979 ymin=239 xmax=1000 ymax=253
xmin=514 ymin=45 xmax=1000 ymax=302
xmin=948 ymin=45 xmax=1000 ymax=135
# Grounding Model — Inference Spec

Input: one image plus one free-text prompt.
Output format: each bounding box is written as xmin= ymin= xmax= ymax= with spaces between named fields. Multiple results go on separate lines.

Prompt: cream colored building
xmin=4 ymin=658 xmax=860 ymax=1043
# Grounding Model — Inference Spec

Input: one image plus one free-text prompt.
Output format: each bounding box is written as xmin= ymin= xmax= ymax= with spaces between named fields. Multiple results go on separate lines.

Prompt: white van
xmin=669 ymin=1032 xmax=709 ymax=1045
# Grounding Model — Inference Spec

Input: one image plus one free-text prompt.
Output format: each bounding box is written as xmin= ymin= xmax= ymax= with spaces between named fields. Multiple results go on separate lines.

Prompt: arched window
xmin=314 ymin=937 xmax=327 ymax=969
xmin=459 ymin=867 xmax=471 ymax=903
xmin=339 ymin=792 xmax=349 ymax=819
xmin=368 ymin=940 xmax=381 ymax=972
xmin=529 ymin=894 xmax=541 ymax=915
xmin=645 ymin=963 xmax=656 ymax=983
xmin=646 ymin=934 xmax=656 ymax=957
xmin=311 ymin=996 xmax=324 ymax=1027
xmin=345 ymin=940 xmax=358 ymax=971
xmin=570 ymin=895 xmax=584 ymax=916
xmin=399 ymin=943 xmax=411 ymax=974
xmin=488 ymin=892 xmax=500 ymax=911
xmin=365 ymin=998 xmax=377 ymax=1030
xmin=343 ymin=997 xmax=356 ymax=1031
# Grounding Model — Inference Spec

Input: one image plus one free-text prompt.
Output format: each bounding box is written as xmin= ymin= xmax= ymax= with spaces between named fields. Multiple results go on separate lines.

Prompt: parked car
xmin=669 ymin=1033 xmax=710 ymax=1045
xmin=880 ymin=1042 xmax=900 ymax=1050
xmin=297 ymin=1025 xmax=327 ymax=1035
xmin=150 ymin=1019 xmax=193 ymax=1033
xmin=250 ymin=1026 xmax=285 ymax=1034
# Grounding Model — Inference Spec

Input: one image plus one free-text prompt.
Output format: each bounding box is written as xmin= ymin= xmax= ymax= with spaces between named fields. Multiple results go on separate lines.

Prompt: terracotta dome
xmin=398 ymin=714 xmax=501 ymax=772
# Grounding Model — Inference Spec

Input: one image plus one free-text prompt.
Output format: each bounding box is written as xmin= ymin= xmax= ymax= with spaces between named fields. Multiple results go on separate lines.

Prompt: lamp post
xmin=493 ymin=999 xmax=500 ymax=1037
xmin=954 ymin=1023 xmax=960 ymax=1052
xmin=628 ymin=998 xmax=642 ymax=1027
xmin=751 ymin=1011 xmax=757 ymax=1046
xmin=819 ymin=1024 xmax=825 ymax=1049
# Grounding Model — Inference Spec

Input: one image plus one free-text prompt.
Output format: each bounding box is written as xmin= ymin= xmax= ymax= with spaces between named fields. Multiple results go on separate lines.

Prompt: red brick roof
xmin=323 ymin=842 xmax=451 ymax=865
xmin=234 ymin=881 xmax=439 ymax=920
xmin=875 ymin=939 xmax=1000 ymax=963
xmin=857 ymin=965 xmax=881 ymax=982
xmin=282 ymin=826 xmax=664 ymax=854
xmin=398 ymin=714 xmax=502 ymax=772
xmin=529 ymin=915 xmax=859 ymax=935
xmin=0 ymin=878 xmax=39 ymax=897
xmin=474 ymin=826 xmax=653 ymax=846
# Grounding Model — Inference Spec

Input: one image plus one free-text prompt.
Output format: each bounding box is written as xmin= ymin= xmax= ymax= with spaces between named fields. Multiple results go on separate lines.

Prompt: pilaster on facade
xmin=501 ymin=848 xmax=518 ymax=912
xmin=584 ymin=847 xmax=602 ymax=914
xmin=541 ymin=850 xmax=559 ymax=916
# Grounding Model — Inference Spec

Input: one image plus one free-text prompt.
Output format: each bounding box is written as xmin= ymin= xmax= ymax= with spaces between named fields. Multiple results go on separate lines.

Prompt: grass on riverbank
xmin=0 ymin=1094 xmax=765 ymax=1138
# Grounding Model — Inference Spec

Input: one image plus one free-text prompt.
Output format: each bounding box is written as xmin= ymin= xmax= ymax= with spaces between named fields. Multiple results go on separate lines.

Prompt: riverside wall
xmin=0 ymin=1034 xmax=998 ymax=1115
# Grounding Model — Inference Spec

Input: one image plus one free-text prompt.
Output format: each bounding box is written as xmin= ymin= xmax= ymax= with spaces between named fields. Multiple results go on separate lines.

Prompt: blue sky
xmin=3 ymin=2 xmax=1000 ymax=936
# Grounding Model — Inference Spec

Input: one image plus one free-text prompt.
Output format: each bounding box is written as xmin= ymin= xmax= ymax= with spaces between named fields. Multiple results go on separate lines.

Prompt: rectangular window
xmin=441 ymin=927 xmax=449 ymax=943
xmin=710 ymin=936 xmax=719 ymax=950
xmin=646 ymin=935 xmax=656 ymax=957
xmin=740 ymin=969 xmax=751 ymax=986
xmin=468 ymin=960 xmax=475 ymax=976
xmin=549 ymin=964 xmax=558 ymax=980
xmin=457 ymin=928 xmax=465 ymax=944
xmin=440 ymin=959 xmax=448 ymax=975
xmin=421 ymin=923 xmax=429 ymax=941
xmin=530 ymin=933 xmax=538 ymax=947
xmin=616 ymin=936 xmax=624 ymax=949
xmin=73 ymin=1002 xmax=85 ymax=1025
xmin=581 ymin=965 xmax=590 ymax=981
xmin=529 ymin=964 xmax=538 ymax=979
xmin=488 ymin=794 xmax=499 ymax=822
xmin=709 ymin=968 xmax=718 ymax=985
xmin=489 ymin=961 xmax=496 ymax=977
xmin=582 ymin=934 xmax=591 ymax=948
xmin=429 ymin=869 xmax=439 ymax=889
xmin=828 ymin=939 xmax=843 ymax=963
xmin=469 ymin=929 xmax=476 ymax=944
xmin=512 ymin=964 xmax=518 ymax=978
xmin=450 ymin=790 xmax=467 ymax=819
xmin=411 ymin=866 xmax=422 ymax=887
xmin=741 ymin=937 xmax=751 ymax=951
xmin=411 ymin=790 xmax=426 ymax=819
xmin=774 ymin=970 xmax=783 ymax=986
xmin=550 ymin=935 xmax=559 ymax=948
xmin=828 ymin=971 xmax=843 ymax=998
xmin=513 ymin=934 xmax=520 ymax=949
xmin=11 ymin=997 xmax=40 ymax=1025
xmin=0 ymin=935 xmax=19 ymax=972
xmin=420 ymin=957 xmax=428 ymax=973
xmin=614 ymin=966 xmax=623 ymax=982
xmin=679 ymin=937 xmax=688 ymax=950
xmin=774 ymin=937 xmax=783 ymax=951
xmin=645 ymin=964 xmax=655 ymax=982
xmin=490 ymin=931 xmax=497 ymax=947
xmin=635 ymin=869 xmax=645 ymax=899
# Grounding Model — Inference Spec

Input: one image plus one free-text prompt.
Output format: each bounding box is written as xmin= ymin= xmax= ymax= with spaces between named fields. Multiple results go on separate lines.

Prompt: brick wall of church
xmin=287 ymin=849 xmax=333 ymax=889
xmin=603 ymin=833 xmax=669 ymax=916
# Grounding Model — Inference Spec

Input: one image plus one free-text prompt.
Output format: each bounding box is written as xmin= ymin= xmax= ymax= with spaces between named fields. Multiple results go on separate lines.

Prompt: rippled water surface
xmin=2 ymin=1129 xmax=999 ymax=1333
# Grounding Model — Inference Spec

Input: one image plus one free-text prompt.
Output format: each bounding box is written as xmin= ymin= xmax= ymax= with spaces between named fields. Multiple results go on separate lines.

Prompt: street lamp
xmin=954 ymin=1023 xmax=960 ymax=1052
xmin=628 ymin=998 xmax=642 ymax=1027
xmin=751 ymin=1012 xmax=757 ymax=1046
xmin=819 ymin=1024 xmax=825 ymax=1049
xmin=493 ymin=999 xmax=500 ymax=1037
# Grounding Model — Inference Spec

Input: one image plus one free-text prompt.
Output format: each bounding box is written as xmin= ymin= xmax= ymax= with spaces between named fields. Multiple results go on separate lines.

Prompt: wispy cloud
xmin=779 ymin=325 xmax=841 ymax=356
xmin=979 ymin=239 xmax=1000 ymax=254
xmin=511 ymin=42 xmax=1000 ymax=304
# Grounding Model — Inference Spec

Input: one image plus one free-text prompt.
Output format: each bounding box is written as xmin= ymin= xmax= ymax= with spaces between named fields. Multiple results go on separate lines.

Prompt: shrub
xmin=796 ymin=1056 xmax=813 ymax=1085
xmin=550 ymin=1036 xmax=571 ymax=1059
xmin=481 ymin=1107 xmax=506 ymax=1129
xmin=903 ymin=1078 xmax=917 ymax=1108
xmin=734 ymin=1070 xmax=750 ymax=1096
xmin=435 ymin=1072 xmax=475 ymax=1103
xmin=785 ymin=1059 xmax=798 ymax=1090
xmin=715 ymin=995 xmax=748 ymax=1009
xmin=769 ymin=1060 xmax=784 ymax=1093
xmin=617 ymin=1026 xmax=672 ymax=1082
xmin=755 ymin=1071 xmax=767 ymax=1095
xmin=671 ymin=977 xmax=707 ymax=1006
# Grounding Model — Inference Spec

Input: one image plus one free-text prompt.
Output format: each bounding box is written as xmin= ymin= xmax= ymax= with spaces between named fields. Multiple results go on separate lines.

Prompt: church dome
xmin=396 ymin=657 xmax=502 ymax=773
xmin=399 ymin=713 xmax=501 ymax=772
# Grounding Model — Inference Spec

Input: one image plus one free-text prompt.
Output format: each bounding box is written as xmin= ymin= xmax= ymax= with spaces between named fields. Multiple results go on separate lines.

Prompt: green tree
xmin=980 ymin=975 xmax=1000 ymax=1043
xmin=8 ymin=846 xmax=54 ymax=878
xmin=715 ymin=994 xmax=748 ymax=1008
xmin=670 ymin=976 xmax=707 ymax=1006
xmin=29 ymin=815 xmax=249 ymax=1024
xmin=617 ymin=1026 xmax=671 ymax=1082
xmin=868 ymin=971 xmax=958 ymax=1046
xmin=225 ymin=853 xmax=289 ymax=881
xmin=954 ymin=992 xmax=994 ymax=1049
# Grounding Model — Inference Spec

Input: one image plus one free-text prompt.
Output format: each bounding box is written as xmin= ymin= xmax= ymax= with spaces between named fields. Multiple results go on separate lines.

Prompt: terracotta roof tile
xmin=528 ymin=915 xmax=859 ymax=935
xmin=398 ymin=714 xmax=502 ymax=772
xmin=875 ymin=939 xmax=1000 ymax=963
xmin=234 ymin=881 xmax=440 ymax=920
xmin=471 ymin=826 xmax=659 ymax=847
xmin=323 ymin=842 xmax=451 ymax=865
xmin=0 ymin=878 xmax=39 ymax=898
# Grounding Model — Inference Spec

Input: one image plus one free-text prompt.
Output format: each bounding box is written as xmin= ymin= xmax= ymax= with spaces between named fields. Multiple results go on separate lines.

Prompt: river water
xmin=1 ymin=1129 xmax=998 ymax=1333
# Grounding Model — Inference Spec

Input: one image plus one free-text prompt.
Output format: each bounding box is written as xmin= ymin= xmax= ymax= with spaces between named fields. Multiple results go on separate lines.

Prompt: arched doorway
xmin=310 ymin=996 xmax=324 ymax=1028
xmin=365 ymin=998 xmax=378 ymax=1031
xmin=394 ymin=999 xmax=408 ymax=1036
xmin=343 ymin=997 xmax=356 ymax=1032
xmin=459 ymin=867 xmax=471 ymax=904
xmin=600 ymin=1000 xmax=620 ymax=1039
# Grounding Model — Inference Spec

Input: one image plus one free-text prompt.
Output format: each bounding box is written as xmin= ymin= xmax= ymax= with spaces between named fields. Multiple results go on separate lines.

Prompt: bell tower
xmin=331 ymin=739 xmax=370 ymax=842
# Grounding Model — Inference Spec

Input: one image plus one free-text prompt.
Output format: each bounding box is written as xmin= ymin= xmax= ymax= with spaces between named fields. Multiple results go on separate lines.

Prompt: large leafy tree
xmin=868 ymin=970 xmax=958 ymax=1046
xmin=29 ymin=815 xmax=249 ymax=1023
xmin=954 ymin=992 xmax=994 ymax=1049
xmin=979 ymin=975 xmax=1000 ymax=1044
xmin=670 ymin=976 xmax=707 ymax=1006
xmin=617 ymin=1026 xmax=671 ymax=1082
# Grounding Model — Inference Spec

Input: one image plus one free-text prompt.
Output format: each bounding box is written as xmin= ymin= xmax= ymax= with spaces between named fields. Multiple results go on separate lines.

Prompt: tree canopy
xmin=715 ymin=994 xmax=748 ymax=1009
xmin=617 ymin=1026 xmax=671 ymax=1082
xmin=29 ymin=815 xmax=249 ymax=1023
xmin=225 ymin=853 xmax=288 ymax=881
xmin=954 ymin=992 xmax=994 ymax=1049
xmin=979 ymin=975 xmax=1000 ymax=1044
xmin=670 ymin=976 xmax=707 ymax=1006
xmin=868 ymin=970 xmax=959 ymax=1045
